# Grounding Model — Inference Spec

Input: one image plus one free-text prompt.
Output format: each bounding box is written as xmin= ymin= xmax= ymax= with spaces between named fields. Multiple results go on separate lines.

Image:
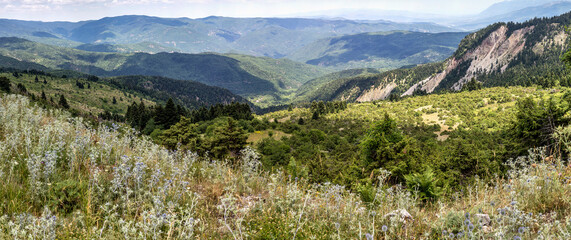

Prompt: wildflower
xmin=465 ymin=212 xmax=470 ymax=219
xmin=511 ymin=200 xmax=517 ymax=206
xmin=382 ymin=225 xmax=388 ymax=232
xmin=449 ymin=232 xmax=455 ymax=239
xmin=334 ymin=222 xmax=340 ymax=230
xmin=365 ymin=233 xmax=373 ymax=240
xmin=468 ymin=223 xmax=475 ymax=232
xmin=464 ymin=219 xmax=471 ymax=226
xmin=457 ymin=231 xmax=464 ymax=238
xmin=442 ymin=230 xmax=447 ymax=236
xmin=514 ymin=236 xmax=521 ymax=240
xmin=518 ymin=227 xmax=525 ymax=234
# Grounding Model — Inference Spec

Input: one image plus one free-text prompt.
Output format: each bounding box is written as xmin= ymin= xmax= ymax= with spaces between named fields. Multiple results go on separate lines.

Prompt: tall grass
xmin=0 ymin=93 xmax=570 ymax=239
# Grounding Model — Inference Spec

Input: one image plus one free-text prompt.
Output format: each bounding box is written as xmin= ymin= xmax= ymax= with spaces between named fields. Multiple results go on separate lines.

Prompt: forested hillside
xmin=289 ymin=31 xmax=467 ymax=70
xmin=0 ymin=68 xmax=250 ymax=118
xmin=0 ymin=37 xmax=328 ymax=106
xmin=298 ymin=11 xmax=571 ymax=103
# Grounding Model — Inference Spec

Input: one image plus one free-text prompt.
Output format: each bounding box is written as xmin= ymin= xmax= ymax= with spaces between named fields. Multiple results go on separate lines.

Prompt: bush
xmin=48 ymin=180 xmax=86 ymax=215
xmin=404 ymin=168 xmax=442 ymax=202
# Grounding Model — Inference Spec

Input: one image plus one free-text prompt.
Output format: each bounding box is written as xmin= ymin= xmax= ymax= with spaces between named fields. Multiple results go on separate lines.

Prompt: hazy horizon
xmin=0 ymin=0 xmax=515 ymax=22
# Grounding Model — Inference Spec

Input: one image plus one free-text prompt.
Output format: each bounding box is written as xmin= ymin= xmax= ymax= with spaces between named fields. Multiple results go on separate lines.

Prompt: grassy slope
xmin=3 ymin=72 xmax=155 ymax=115
xmin=0 ymin=88 xmax=570 ymax=239
xmin=4 ymin=71 xmax=252 ymax=117
xmin=268 ymin=86 xmax=542 ymax=138
xmin=295 ymin=68 xmax=383 ymax=102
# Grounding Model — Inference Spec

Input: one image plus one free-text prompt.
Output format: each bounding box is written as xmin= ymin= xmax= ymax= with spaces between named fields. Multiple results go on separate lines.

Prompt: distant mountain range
xmin=0 ymin=16 xmax=457 ymax=59
xmin=288 ymin=31 xmax=468 ymax=70
xmin=298 ymin=0 xmax=571 ymax=31
xmin=0 ymin=1 xmax=569 ymax=109
xmin=457 ymin=0 xmax=571 ymax=30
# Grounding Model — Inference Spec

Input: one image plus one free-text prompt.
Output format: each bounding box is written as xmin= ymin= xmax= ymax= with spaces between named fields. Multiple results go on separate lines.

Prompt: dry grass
xmin=247 ymin=130 xmax=291 ymax=143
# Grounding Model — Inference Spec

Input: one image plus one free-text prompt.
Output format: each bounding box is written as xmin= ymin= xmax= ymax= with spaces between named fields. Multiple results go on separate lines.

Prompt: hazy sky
xmin=0 ymin=0 xmax=511 ymax=22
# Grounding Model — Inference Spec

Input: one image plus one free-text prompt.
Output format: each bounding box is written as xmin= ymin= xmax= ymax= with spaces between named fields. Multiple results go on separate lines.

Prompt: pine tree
xmin=59 ymin=95 xmax=70 ymax=109
xmin=34 ymin=76 xmax=39 ymax=83
xmin=209 ymin=118 xmax=248 ymax=160
xmin=0 ymin=76 xmax=10 ymax=93
xmin=112 ymin=96 xmax=117 ymax=104
xmin=163 ymin=98 xmax=179 ymax=129
xmin=41 ymin=91 xmax=46 ymax=100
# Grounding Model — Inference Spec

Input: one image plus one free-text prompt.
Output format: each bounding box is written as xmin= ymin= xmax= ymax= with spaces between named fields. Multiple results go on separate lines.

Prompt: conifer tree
xmin=209 ymin=118 xmax=248 ymax=160
xmin=0 ymin=76 xmax=10 ymax=93
xmin=162 ymin=98 xmax=179 ymax=129
xmin=59 ymin=95 xmax=70 ymax=109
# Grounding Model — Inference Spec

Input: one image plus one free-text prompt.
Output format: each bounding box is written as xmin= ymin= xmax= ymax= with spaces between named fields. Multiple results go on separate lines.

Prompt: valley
xmin=1 ymin=0 xmax=571 ymax=239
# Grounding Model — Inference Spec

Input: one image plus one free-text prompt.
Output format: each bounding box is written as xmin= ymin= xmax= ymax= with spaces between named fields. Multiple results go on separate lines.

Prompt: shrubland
xmin=1 ymin=82 xmax=571 ymax=238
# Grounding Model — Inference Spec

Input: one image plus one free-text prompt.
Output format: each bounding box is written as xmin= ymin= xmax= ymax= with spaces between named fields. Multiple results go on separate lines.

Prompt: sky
xmin=0 ymin=0 xmax=511 ymax=22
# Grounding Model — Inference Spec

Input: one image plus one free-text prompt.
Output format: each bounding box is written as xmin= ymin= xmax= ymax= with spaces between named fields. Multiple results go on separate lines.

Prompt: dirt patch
xmin=247 ymin=130 xmax=291 ymax=143
xmin=421 ymin=107 xmax=460 ymax=141
xmin=414 ymin=105 xmax=433 ymax=112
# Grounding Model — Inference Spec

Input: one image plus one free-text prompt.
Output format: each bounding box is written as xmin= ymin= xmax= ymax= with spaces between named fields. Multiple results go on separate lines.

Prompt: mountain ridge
xmin=0 ymin=15 xmax=458 ymax=59
xmin=295 ymin=11 xmax=571 ymax=103
xmin=0 ymin=37 xmax=329 ymax=107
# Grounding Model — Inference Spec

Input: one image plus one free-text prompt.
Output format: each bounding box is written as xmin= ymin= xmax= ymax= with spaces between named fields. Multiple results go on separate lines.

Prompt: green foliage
xmin=360 ymin=113 xmax=420 ymax=179
xmin=563 ymin=48 xmax=571 ymax=68
xmin=160 ymin=116 xmax=201 ymax=151
xmin=286 ymin=157 xmax=308 ymax=180
xmin=47 ymin=179 xmax=87 ymax=215
xmin=258 ymin=138 xmax=291 ymax=167
xmin=355 ymin=182 xmax=377 ymax=204
xmin=462 ymin=78 xmax=483 ymax=91
xmin=189 ymin=102 xmax=253 ymax=123
xmin=511 ymin=96 xmax=570 ymax=152
xmin=206 ymin=118 xmax=248 ymax=160
xmin=58 ymin=95 xmax=69 ymax=109
xmin=404 ymin=168 xmax=442 ymax=202
xmin=0 ymin=76 xmax=10 ymax=93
